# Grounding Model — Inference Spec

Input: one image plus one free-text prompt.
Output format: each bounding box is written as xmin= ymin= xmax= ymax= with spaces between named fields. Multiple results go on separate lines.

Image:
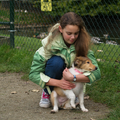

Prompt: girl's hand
xmin=63 ymin=68 xmax=73 ymax=81
xmin=59 ymin=78 xmax=75 ymax=90
xmin=57 ymin=78 xmax=76 ymax=90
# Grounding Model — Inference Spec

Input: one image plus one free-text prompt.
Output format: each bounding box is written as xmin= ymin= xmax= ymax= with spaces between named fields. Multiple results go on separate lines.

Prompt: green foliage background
xmin=32 ymin=0 xmax=120 ymax=17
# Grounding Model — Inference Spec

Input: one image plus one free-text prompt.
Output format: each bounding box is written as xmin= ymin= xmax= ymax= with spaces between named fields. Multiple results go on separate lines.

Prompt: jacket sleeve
xmin=87 ymin=50 xmax=101 ymax=84
xmin=29 ymin=47 xmax=51 ymax=88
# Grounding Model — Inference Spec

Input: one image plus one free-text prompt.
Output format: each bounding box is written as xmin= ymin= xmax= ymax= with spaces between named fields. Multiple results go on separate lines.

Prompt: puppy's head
xmin=74 ymin=56 xmax=97 ymax=71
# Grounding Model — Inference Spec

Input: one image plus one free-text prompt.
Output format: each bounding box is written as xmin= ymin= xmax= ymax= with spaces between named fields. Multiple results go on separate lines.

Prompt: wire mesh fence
xmin=0 ymin=0 xmax=120 ymax=66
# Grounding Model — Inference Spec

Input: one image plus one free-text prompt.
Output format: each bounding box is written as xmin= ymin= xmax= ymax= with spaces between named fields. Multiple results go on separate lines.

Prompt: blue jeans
xmin=44 ymin=56 xmax=66 ymax=94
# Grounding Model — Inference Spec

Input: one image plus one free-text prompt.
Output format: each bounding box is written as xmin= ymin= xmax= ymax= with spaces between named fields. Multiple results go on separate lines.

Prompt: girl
xmin=29 ymin=12 xmax=101 ymax=108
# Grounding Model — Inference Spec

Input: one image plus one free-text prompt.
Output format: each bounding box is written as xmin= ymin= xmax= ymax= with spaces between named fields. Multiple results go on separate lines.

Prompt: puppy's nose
xmin=95 ymin=67 xmax=97 ymax=70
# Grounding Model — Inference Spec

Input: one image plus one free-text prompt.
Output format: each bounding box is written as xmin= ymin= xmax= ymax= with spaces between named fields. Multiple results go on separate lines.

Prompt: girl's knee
xmin=52 ymin=56 xmax=65 ymax=68
xmin=46 ymin=56 xmax=65 ymax=70
xmin=45 ymin=56 xmax=66 ymax=79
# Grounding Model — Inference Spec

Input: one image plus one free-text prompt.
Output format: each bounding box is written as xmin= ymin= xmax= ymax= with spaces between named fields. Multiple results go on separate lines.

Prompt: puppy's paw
xmin=82 ymin=108 xmax=88 ymax=112
xmin=50 ymin=110 xmax=58 ymax=113
xmin=71 ymin=104 xmax=76 ymax=109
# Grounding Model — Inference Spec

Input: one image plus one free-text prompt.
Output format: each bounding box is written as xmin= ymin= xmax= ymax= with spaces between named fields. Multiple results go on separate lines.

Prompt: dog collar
xmin=74 ymin=69 xmax=83 ymax=74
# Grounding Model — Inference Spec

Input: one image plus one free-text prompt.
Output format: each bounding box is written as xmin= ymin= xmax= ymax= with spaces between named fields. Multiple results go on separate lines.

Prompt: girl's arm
xmin=63 ymin=68 xmax=90 ymax=82
xmin=46 ymin=78 xmax=76 ymax=90
xmin=63 ymin=50 xmax=101 ymax=83
xmin=29 ymin=48 xmax=75 ymax=90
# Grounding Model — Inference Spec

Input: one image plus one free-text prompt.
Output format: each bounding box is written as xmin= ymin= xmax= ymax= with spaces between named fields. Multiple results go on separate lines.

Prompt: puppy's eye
xmin=87 ymin=62 xmax=90 ymax=64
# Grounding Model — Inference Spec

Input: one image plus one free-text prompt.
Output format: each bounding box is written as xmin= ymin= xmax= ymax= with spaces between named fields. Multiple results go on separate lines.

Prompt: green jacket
xmin=29 ymin=33 xmax=101 ymax=94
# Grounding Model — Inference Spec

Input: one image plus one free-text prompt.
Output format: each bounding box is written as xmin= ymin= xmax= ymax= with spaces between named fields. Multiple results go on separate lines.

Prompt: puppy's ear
xmin=74 ymin=57 xmax=82 ymax=67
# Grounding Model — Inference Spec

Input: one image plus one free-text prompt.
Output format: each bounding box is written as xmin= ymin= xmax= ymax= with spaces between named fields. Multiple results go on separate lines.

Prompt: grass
xmin=0 ymin=6 xmax=10 ymax=22
xmin=1 ymin=33 xmax=120 ymax=65
xmin=91 ymin=43 xmax=120 ymax=66
xmin=0 ymin=34 xmax=42 ymax=52
xmin=0 ymin=45 xmax=34 ymax=81
xmin=86 ymin=61 xmax=120 ymax=120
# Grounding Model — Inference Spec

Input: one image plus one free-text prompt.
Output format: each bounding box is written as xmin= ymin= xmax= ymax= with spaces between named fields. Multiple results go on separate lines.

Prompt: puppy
xmin=50 ymin=56 xmax=97 ymax=113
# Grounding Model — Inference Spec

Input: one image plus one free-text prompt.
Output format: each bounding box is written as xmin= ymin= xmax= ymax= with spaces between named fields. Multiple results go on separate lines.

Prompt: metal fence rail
xmin=0 ymin=0 xmax=120 ymax=66
xmin=0 ymin=0 xmax=14 ymax=48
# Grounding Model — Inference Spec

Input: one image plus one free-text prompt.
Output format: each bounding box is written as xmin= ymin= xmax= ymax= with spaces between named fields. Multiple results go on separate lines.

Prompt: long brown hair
xmin=45 ymin=12 xmax=91 ymax=57
xmin=60 ymin=12 xmax=91 ymax=57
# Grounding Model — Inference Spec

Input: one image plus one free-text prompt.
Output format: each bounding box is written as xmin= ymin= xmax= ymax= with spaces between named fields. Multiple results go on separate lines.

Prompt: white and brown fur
xmin=50 ymin=56 xmax=97 ymax=113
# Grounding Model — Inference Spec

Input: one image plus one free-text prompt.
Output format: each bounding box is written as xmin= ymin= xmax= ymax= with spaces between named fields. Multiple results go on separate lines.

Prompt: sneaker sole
xmin=39 ymin=103 xmax=51 ymax=108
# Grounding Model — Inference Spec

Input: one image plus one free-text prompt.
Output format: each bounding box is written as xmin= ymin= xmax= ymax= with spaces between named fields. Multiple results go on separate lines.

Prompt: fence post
xmin=10 ymin=0 xmax=15 ymax=48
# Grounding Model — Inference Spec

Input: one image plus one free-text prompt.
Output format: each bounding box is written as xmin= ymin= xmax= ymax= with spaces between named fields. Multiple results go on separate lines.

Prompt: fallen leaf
xmin=84 ymin=95 xmax=90 ymax=100
xmin=97 ymin=50 xmax=103 ymax=52
xmin=90 ymin=118 xmax=96 ymax=120
xmin=11 ymin=91 xmax=17 ymax=94
xmin=97 ymin=59 xmax=101 ymax=62
xmin=31 ymin=89 xmax=39 ymax=92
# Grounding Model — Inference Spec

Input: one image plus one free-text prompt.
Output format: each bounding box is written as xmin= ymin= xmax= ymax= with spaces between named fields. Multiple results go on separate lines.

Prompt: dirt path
xmin=0 ymin=73 xmax=110 ymax=120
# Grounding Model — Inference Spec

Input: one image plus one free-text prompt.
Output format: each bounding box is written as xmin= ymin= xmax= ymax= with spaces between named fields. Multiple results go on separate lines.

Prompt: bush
xmin=33 ymin=0 xmax=120 ymax=17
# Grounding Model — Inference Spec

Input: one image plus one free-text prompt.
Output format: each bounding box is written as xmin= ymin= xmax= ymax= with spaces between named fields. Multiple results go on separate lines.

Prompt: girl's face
xmin=59 ymin=25 xmax=80 ymax=46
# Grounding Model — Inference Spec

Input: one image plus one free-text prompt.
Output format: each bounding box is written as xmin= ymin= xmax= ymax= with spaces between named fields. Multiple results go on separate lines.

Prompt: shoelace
xmin=43 ymin=92 xmax=50 ymax=99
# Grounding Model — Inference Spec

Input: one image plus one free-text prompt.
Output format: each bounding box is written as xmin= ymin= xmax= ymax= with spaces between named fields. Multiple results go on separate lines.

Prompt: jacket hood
xmin=42 ymin=31 xmax=75 ymax=49
xmin=41 ymin=23 xmax=75 ymax=52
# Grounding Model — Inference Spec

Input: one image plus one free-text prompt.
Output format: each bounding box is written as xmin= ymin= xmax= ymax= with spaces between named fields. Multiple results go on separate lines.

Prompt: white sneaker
xmin=39 ymin=90 xmax=51 ymax=108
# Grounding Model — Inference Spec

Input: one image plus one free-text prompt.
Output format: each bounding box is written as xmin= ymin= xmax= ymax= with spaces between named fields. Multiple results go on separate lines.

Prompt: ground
xmin=0 ymin=72 xmax=110 ymax=120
